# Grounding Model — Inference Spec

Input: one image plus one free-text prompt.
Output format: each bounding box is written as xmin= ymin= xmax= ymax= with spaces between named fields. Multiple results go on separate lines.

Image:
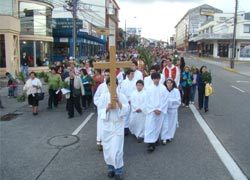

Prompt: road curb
xmin=223 ymin=67 xmax=240 ymax=74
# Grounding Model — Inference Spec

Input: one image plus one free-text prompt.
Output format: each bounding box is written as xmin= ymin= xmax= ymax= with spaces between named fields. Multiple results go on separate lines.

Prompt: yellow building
xmin=0 ymin=0 xmax=20 ymax=76
xmin=0 ymin=0 xmax=54 ymax=76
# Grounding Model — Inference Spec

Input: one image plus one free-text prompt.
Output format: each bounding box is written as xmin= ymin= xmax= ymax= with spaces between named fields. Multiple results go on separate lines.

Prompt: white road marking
xmin=231 ymin=86 xmax=245 ymax=93
xmin=237 ymin=81 xmax=250 ymax=83
xmin=190 ymin=104 xmax=247 ymax=180
xmin=72 ymin=113 xmax=95 ymax=135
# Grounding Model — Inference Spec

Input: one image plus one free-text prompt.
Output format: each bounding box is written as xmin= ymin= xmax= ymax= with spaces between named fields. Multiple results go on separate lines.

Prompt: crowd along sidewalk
xmin=189 ymin=55 xmax=250 ymax=77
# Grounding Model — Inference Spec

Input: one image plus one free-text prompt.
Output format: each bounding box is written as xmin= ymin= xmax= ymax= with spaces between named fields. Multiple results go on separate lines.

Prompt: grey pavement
xmin=0 ymin=101 xmax=232 ymax=180
xmin=189 ymin=55 xmax=250 ymax=77
xmin=1 ymin=58 xmax=250 ymax=180
xmin=186 ymin=57 xmax=250 ymax=178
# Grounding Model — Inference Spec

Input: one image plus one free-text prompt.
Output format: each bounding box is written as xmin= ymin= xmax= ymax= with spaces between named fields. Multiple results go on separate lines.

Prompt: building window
xmin=19 ymin=2 xmax=52 ymax=36
xmin=0 ymin=0 xmax=15 ymax=17
xmin=240 ymin=44 xmax=250 ymax=58
xmin=243 ymin=24 xmax=250 ymax=33
xmin=0 ymin=35 xmax=6 ymax=68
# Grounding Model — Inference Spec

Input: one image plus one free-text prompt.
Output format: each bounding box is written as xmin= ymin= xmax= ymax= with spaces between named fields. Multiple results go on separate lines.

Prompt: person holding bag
xmin=64 ymin=70 xmax=84 ymax=118
xmin=23 ymin=72 xmax=42 ymax=115
xmin=198 ymin=66 xmax=212 ymax=112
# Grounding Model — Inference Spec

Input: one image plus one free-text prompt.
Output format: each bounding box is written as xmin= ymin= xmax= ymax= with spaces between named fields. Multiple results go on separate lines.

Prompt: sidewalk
xmin=0 ymin=83 xmax=28 ymax=116
xmin=0 ymin=79 xmax=48 ymax=117
xmin=190 ymin=55 xmax=250 ymax=77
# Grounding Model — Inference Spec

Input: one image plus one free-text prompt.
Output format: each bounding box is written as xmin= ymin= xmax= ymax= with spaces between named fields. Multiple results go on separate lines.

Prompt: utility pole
xmin=124 ymin=20 xmax=127 ymax=49
xmin=230 ymin=0 xmax=238 ymax=69
xmin=64 ymin=0 xmax=78 ymax=58
xmin=72 ymin=0 xmax=77 ymax=58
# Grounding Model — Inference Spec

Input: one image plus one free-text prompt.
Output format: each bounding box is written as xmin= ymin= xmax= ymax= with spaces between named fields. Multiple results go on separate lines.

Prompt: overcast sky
xmin=117 ymin=0 xmax=250 ymax=41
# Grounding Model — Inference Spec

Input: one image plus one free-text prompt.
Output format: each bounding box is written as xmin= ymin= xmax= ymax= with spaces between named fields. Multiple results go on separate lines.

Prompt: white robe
xmin=129 ymin=89 xmax=147 ymax=138
xmin=98 ymin=92 xmax=129 ymax=169
xmin=134 ymin=69 xmax=143 ymax=81
xmin=144 ymin=83 xmax=168 ymax=143
xmin=93 ymin=82 xmax=108 ymax=143
xmin=144 ymin=74 xmax=165 ymax=90
xmin=120 ymin=78 xmax=137 ymax=128
xmin=161 ymin=88 xmax=181 ymax=140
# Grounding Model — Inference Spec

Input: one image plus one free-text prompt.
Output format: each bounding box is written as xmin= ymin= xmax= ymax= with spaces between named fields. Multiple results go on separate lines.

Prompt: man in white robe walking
xmin=120 ymin=69 xmax=137 ymax=135
xmin=97 ymin=78 xmax=129 ymax=180
xmin=144 ymin=72 xmax=168 ymax=152
xmin=93 ymin=70 xmax=109 ymax=151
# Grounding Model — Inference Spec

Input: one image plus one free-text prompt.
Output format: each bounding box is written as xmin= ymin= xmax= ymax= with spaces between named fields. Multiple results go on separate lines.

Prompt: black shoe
xmin=107 ymin=171 xmax=115 ymax=178
xmin=33 ymin=112 xmax=38 ymax=116
xmin=137 ymin=137 xmax=143 ymax=143
xmin=147 ymin=144 xmax=155 ymax=153
xmin=0 ymin=106 xmax=4 ymax=109
xmin=97 ymin=144 xmax=103 ymax=151
xmin=47 ymin=107 xmax=52 ymax=110
xmin=124 ymin=128 xmax=129 ymax=136
xmin=167 ymin=139 xmax=172 ymax=143
xmin=115 ymin=174 xmax=123 ymax=180
xmin=155 ymin=139 xmax=160 ymax=146
xmin=205 ymin=108 xmax=208 ymax=112
xmin=68 ymin=116 xmax=74 ymax=119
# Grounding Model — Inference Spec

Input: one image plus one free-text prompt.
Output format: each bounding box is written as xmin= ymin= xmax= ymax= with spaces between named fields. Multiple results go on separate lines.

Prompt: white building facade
xmin=190 ymin=12 xmax=250 ymax=61
xmin=175 ymin=4 xmax=222 ymax=51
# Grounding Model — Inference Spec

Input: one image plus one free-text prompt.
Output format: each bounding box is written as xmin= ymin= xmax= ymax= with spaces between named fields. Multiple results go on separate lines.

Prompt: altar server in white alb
xmin=161 ymin=78 xmax=181 ymax=144
xmin=97 ymin=78 xmax=129 ymax=180
xmin=144 ymin=72 xmax=168 ymax=152
xmin=93 ymin=69 xmax=110 ymax=151
xmin=129 ymin=80 xmax=147 ymax=143
xmin=131 ymin=60 xmax=143 ymax=81
xmin=144 ymin=66 xmax=164 ymax=90
xmin=120 ymin=69 xmax=137 ymax=135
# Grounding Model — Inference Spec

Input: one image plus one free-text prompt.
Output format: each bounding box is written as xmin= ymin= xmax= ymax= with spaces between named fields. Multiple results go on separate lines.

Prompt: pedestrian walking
xmin=23 ymin=72 xmax=42 ymax=115
xmin=6 ymin=72 xmax=17 ymax=98
xmin=47 ymin=67 xmax=62 ymax=109
xmin=65 ymin=70 xmax=84 ymax=118
xmin=190 ymin=67 xmax=199 ymax=104
xmin=181 ymin=66 xmax=192 ymax=107
xmin=80 ymin=69 xmax=93 ymax=109
xmin=198 ymin=66 xmax=212 ymax=112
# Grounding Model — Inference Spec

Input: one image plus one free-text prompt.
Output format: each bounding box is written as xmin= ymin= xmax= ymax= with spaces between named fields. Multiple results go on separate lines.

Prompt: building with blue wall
xmin=53 ymin=18 xmax=106 ymax=61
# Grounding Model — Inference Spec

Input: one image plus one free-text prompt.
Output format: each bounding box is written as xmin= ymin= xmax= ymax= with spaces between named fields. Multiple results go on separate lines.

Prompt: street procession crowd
xmin=4 ymin=47 xmax=212 ymax=180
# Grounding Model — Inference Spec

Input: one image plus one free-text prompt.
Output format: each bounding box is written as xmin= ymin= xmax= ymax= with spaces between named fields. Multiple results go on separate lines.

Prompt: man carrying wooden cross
xmin=93 ymin=46 xmax=132 ymax=180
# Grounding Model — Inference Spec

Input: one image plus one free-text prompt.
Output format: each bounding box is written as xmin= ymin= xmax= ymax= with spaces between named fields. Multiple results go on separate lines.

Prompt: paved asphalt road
xmin=1 ymin=57 xmax=249 ymax=180
xmin=186 ymin=57 xmax=250 ymax=178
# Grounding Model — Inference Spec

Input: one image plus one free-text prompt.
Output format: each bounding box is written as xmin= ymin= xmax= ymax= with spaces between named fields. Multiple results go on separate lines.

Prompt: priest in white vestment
xmin=129 ymin=80 xmax=147 ymax=142
xmin=161 ymin=78 xmax=181 ymax=144
xmin=97 ymin=78 xmax=129 ymax=179
xmin=144 ymin=72 xmax=168 ymax=152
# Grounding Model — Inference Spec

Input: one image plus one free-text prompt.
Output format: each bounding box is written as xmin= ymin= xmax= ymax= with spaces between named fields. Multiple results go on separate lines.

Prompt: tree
xmin=127 ymin=36 xmax=139 ymax=48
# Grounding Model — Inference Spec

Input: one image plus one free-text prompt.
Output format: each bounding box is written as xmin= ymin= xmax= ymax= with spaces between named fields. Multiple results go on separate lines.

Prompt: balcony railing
xmin=189 ymin=33 xmax=233 ymax=41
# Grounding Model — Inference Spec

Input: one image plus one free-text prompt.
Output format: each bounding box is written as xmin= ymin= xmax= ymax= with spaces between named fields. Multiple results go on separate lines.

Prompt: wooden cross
xmin=93 ymin=46 xmax=132 ymax=108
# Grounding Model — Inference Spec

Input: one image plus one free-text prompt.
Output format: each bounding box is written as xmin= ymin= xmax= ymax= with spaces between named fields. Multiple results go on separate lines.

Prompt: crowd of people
xmin=3 ymin=48 xmax=212 ymax=180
